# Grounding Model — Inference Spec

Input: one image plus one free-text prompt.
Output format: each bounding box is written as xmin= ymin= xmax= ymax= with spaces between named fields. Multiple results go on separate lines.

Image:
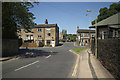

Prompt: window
xmin=30 ymin=35 xmax=33 ymax=40
xmin=47 ymin=33 xmax=51 ymax=37
xmin=18 ymin=30 xmax=21 ymax=33
xmin=46 ymin=28 xmax=51 ymax=31
xmin=18 ymin=35 xmax=21 ymax=38
xmin=25 ymin=35 xmax=29 ymax=40
xmin=109 ymin=30 xmax=113 ymax=38
xmin=24 ymin=29 xmax=28 ymax=33
xmin=38 ymin=35 xmax=42 ymax=38
xmin=81 ymin=33 xmax=84 ymax=37
xmin=38 ymin=28 xmax=42 ymax=32
xmin=101 ymin=31 xmax=108 ymax=39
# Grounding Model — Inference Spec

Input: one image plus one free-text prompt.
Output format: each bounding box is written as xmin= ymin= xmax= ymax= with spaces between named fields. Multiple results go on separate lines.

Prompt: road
xmin=2 ymin=42 xmax=83 ymax=78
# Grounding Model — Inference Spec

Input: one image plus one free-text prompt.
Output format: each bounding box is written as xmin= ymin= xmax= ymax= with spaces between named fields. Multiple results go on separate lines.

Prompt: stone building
xmin=59 ymin=32 xmax=63 ymax=40
xmin=89 ymin=12 xmax=120 ymax=39
xmin=76 ymin=26 xmax=95 ymax=46
xmin=17 ymin=19 xmax=59 ymax=47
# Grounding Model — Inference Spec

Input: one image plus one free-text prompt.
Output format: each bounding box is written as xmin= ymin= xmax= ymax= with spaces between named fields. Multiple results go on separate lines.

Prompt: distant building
xmin=76 ymin=26 xmax=95 ymax=46
xmin=62 ymin=29 xmax=67 ymax=40
xmin=59 ymin=32 xmax=63 ymax=40
xmin=17 ymin=19 xmax=59 ymax=47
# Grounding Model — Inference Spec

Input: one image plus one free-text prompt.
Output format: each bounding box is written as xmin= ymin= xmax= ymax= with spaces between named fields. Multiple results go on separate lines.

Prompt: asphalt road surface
xmin=2 ymin=42 xmax=83 ymax=78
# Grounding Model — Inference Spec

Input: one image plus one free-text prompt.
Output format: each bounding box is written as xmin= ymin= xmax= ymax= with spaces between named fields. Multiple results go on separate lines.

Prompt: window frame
xmin=38 ymin=35 xmax=42 ymax=38
xmin=47 ymin=33 xmax=51 ymax=37
xmin=38 ymin=28 xmax=42 ymax=32
xmin=46 ymin=28 xmax=51 ymax=31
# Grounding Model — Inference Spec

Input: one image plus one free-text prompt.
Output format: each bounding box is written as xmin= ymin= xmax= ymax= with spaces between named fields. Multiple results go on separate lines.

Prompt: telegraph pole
xmin=95 ymin=10 xmax=98 ymax=58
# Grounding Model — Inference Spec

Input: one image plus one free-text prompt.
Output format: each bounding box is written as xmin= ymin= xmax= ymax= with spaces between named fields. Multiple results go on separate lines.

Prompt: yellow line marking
xmin=72 ymin=52 xmax=80 ymax=77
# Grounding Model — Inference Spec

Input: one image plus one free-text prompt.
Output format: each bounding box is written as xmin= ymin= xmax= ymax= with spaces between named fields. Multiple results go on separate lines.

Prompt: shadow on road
xmin=18 ymin=49 xmax=58 ymax=59
xmin=56 ymin=43 xmax=63 ymax=47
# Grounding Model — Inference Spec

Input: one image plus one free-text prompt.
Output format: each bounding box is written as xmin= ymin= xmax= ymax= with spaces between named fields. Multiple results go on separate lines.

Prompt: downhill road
xmin=2 ymin=42 xmax=83 ymax=78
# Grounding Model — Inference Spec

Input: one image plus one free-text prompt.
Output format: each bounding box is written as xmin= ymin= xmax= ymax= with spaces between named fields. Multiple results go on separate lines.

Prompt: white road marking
xmin=46 ymin=55 xmax=51 ymax=59
xmin=50 ymin=51 xmax=53 ymax=53
xmin=15 ymin=61 xmax=39 ymax=71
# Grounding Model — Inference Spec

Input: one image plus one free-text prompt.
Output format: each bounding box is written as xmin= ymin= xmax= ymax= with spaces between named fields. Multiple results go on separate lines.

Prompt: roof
xmin=77 ymin=29 xmax=95 ymax=33
xmin=32 ymin=24 xmax=58 ymax=28
xmin=18 ymin=24 xmax=58 ymax=29
xmin=89 ymin=12 xmax=120 ymax=28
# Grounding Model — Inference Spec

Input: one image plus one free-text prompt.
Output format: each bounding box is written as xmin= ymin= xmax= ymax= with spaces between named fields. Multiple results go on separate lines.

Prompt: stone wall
xmin=2 ymin=39 xmax=19 ymax=57
xmin=98 ymin=39 xmax=120 ymax=79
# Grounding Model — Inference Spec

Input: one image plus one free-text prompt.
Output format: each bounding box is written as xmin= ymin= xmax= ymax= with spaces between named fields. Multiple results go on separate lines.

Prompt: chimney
xmin=77 ymin=26 xmax=79 ymax=30
xmin=45 ymin=19 xmax=48 ymax=24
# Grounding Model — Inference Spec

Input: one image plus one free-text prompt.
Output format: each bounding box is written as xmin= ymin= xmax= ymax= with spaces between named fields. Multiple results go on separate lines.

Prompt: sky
xmin=29 ymin=2 xmax=117 ymax=34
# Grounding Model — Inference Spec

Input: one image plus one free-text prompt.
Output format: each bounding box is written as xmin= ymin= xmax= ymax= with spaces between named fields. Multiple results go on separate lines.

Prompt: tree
xmin=62 ymin=29 xmax=67 ymax=35
xmin=91 ymin=2 xmax=120 ymax=25
xmin=2 ymin=2 xmax=36 ymax=39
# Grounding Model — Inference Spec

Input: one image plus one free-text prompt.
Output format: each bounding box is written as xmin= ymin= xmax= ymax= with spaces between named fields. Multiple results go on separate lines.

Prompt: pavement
xmin=70 ymin=48 xmax=114 ymax=79
xmin=0 ymin=57 xmax=15 ymax=62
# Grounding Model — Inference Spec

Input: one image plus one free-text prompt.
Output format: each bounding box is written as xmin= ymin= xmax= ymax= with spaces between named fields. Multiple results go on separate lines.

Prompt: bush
xmin=59 ymin=39 xmax=65 ymax=42
xmin=18 ymin=38 xmax=23 ymax=47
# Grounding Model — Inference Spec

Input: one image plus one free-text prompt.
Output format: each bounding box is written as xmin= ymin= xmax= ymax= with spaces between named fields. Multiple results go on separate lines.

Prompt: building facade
xmin=89 ymin=12 xmax=120 ymax=58
xmin=59 ymin=32 xmax=63 ymax=40
xmin=77 ymin=26 xmax=95 ymax=46
xmin=89 ymin=12 xmax=120 ymax=40
xmin=17 ymin=19 xmax=59 ymax=47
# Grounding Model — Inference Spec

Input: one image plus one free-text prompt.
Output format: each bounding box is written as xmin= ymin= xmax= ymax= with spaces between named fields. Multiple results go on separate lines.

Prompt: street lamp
xmin=86 ymin=9 xmax=92 ymax=46
xmin=87 ymin=9 xmax=98 ymax=58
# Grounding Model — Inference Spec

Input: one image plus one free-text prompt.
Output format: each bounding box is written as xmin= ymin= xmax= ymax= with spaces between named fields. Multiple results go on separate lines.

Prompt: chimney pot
xmin=45 ymin=19 xmax=48 ymax=24
xmin=77 ymin=26 xmax=79 ymax=30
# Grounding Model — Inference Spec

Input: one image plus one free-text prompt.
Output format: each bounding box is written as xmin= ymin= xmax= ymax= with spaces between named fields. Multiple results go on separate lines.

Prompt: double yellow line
xmin=72 ymin=53 xmax=80 ymax=77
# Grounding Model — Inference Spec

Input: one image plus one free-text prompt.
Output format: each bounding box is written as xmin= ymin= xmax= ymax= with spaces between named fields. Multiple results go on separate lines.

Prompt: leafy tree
xmin=91 ymin=2 xmax=120 ymax=25
xmin=2 ymin=2 xmax=36 ymax=39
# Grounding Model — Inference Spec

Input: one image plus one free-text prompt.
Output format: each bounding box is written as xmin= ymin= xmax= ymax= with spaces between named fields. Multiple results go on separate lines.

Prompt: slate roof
xmin=32 ymin=24 xmax=58 ymax=28
xmin=77 ymin=29 xmax=95 ymax=33
xmin=18 ymin=24 xmax=58 ymax=29
xmin=89 ymin=12 xmax=120 ymax=28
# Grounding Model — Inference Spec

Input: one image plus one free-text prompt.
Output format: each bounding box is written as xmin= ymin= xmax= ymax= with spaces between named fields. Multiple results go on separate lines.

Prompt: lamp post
xmin=95 ymin=10 xmax=98 ymax=58
xmin=87 ymin=9 xmax=98 ymax=58
xmin=86 ymin=10 xmax=91 ymax=46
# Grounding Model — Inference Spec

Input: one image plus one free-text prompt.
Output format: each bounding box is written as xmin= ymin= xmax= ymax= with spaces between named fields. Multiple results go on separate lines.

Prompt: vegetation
xmin=92 ymin=2 xmax=120 ymax=25
xmin=62 ymin=29 xmax=67 ymax=35
xmin=2 ymin=2 xmax=37 ymax=39
xmin=18 ymin=38 xmax=23 ymax=47
xmin=72 ymin=48 xmax=88 ymax=53
xmin=65 ymin=34 xmax=77 ymax=42
xmin=59 ymin=39 xmax=65 ymax=42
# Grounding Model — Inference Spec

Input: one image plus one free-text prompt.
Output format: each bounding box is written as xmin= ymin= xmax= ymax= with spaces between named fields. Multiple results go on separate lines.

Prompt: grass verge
xmin=72 ymin=48 xmax=88 ymax=53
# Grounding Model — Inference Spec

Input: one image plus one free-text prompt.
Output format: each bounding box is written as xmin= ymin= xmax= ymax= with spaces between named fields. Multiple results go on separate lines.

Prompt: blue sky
xmin=30 ymin=2 xmax=116 ymax=34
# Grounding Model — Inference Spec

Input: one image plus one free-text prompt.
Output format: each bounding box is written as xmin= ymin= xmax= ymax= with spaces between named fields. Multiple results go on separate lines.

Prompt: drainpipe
xmin=44 ymin=28 xmax=45 ymax=47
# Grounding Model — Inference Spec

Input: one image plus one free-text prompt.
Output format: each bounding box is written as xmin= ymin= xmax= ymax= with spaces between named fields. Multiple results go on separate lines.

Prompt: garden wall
xmin=97 ymin=39 xmax=120 ymax=79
